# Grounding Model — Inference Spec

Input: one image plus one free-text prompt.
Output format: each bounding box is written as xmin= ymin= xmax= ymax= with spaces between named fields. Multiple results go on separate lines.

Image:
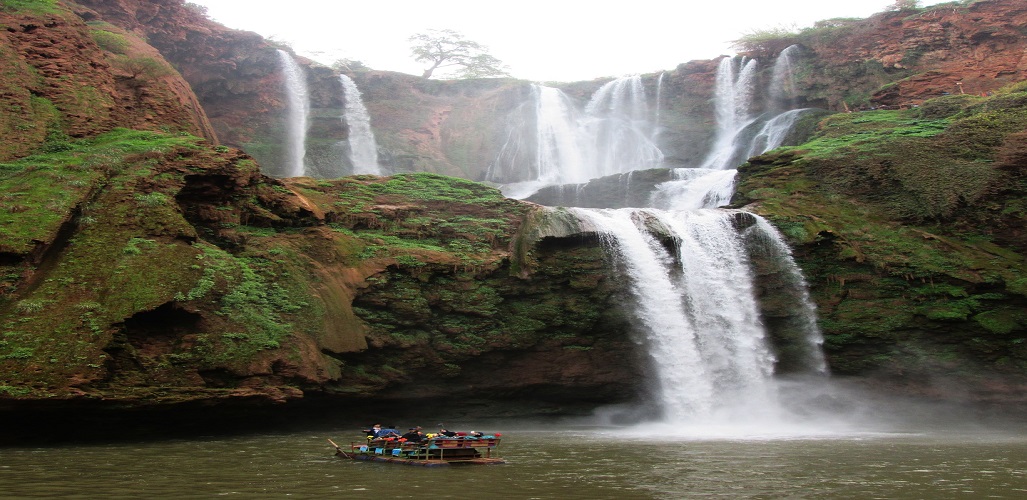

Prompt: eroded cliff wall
xmin=1 ymin=0 xmax=1026 ymax=421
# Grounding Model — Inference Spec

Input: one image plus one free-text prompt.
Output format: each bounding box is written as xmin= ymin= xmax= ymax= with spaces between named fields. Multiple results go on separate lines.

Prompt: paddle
xmin=327 ymin=438 xmax=351 ymax=458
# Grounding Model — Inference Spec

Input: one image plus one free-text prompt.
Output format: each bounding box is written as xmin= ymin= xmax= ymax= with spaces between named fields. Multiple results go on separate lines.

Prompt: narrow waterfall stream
xmin=276 ymin=50 xmax=309 ymax=178
xmin=339 ymin=74 xmax=382 ymax=175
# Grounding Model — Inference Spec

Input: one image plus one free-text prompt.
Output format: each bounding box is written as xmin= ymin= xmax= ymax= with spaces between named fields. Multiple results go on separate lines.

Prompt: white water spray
xmin=581 ymin=76 xmax=664 ymax=179
xmin=769 ymin=45 xmax=800 ymax=111
xmin=649 ymin=168 xmax=738 ymax=210
xmin=491 ymin=77 xmax=663 ymax=194
xmin=654 ymin=72 xmax=665 ymax=136
xmin=575 ymin=207 xmax=809 ymax=424
xmin=701 ymin=57 xmax=760 ymax=170
xmin=277 ymin=50 xmax=309 ymax=177
xmin=573 ymin=208 xmax=716 ymax=417
xmin=339 ymin=75 xmax=382 ymax=175
xmin=535 ymin=84 xmax=588 ymax=184
xmin=745 ymin=108 xmax=813 ymax=158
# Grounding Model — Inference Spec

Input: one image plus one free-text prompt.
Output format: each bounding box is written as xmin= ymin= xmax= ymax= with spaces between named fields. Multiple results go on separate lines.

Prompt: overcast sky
xmin=188 ymin=0 xmax=953 ymax=82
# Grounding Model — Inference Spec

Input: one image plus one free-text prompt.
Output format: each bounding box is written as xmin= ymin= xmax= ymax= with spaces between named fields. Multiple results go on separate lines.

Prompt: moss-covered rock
xmin=735 ymin=86 xmax=1027 ymax=403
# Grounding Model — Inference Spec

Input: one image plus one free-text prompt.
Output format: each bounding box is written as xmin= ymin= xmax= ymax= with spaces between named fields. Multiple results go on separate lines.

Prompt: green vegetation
xmin=0 ymin=127 xmax=320 ymax=395
xmin=89 ymin=29 xmax=130 ymax=55
xmin=0 ymin=0 xmax=59 ymax=15
xmin=300 ymin=172 xmax=527 ymax=270
xmin=176 ymin=243 xmax=305 ymax=366
xmin=110 ymin=55 xmax=177 ymax=85
xmin=0 ymin=128 xmax=199 ymax=254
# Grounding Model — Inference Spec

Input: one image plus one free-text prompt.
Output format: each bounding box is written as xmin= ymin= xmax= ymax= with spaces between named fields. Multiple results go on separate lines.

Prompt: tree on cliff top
xmin=409 ymin=29 xmax=509 ymax=79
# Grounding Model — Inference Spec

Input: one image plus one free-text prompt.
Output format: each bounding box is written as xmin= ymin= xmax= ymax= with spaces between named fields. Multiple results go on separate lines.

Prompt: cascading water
xmin=649 ymin=168 xmax=738 ymax=210
xmin=277 ymin=50 xmax=310 ymax=178
xmin=487 ymin=84 xmax=586 ymax=198
xmin=744 ymin=108 xmax=813 ymax=159
xmin=653 ymin=72 xmax=665 ymax=136
xmin=483 ymin=45 xmax=826 ymax=430
xmin=339 ymin=75 xmax=382 ymax=176
xmin=489 ymin=77 xmax=663 ymax=197
xmin=769 ymin=45 xmax=800 ymax=111
xmin=698 ymin=47 xmax=810 ymax=172
xmin=575 ymin=207 xmax=826 ymax=426
xmin=581 ymin=75 xmax=664 ymax=179
xmin=574 ymin=208 xmax=717 ymax=418
xmin=700 ymin=57 xmax=760 ymax=170
xmin=534 ymin=85 xmax=588 ymax=185
xmin=552 ymin=47 xmax=827 ymax=428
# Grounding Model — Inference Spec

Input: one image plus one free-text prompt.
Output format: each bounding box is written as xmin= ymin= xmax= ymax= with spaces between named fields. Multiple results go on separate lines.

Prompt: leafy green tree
xmin=408 ymin=29 xmax=509 ymax=79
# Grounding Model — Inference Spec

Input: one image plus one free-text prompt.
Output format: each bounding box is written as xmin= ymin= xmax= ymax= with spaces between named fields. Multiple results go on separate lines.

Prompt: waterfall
xmin=535 ymin=85 xmax=588 ymax=185
xmin=574 ymin=207 xmax=825 ymax=424
xmin=491 ymin=77 xmax=663 ymax=196
xmin=745 ymin=108 xmax=813 ymax=158
xmin=582 ymin=76 xmax=664 ymax=179
xmin=698 ymin=48 xmax=810 ymax=171
xmin=339 ymin=75 xmax=382 ymax=176
xmin=747 ymin=217 xmax=828 ymax=374
xmin=491 ymin=45 xmax=828 ymax=430
xmin=277 ymin=50 xmax=309 ymax=178
xmin=649 ymin=168 xmax=738 ymax=210
xmin=769 ymin=45 xmax=800 ymax=111
xmin=573 ymin=208 xmax=716 ymax=418
xmin=654 ymin=72 xmax=665 ymax=134
xmin=701 ymin=57 xmax=760 ymax=170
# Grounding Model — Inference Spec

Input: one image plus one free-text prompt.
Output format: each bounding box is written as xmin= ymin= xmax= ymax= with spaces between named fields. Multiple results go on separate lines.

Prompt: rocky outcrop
xmin=0 ymin=3 xmax=214 ymax=160
xmin=0 ymin=134 xmax=645 ymax=411
xmin=733 ymin=85 xmax=1027 ymax=406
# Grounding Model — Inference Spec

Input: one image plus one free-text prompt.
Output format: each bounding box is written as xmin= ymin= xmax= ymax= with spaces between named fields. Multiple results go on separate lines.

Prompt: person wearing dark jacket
xmin=401 ymin=427 xmax=424 ymax=442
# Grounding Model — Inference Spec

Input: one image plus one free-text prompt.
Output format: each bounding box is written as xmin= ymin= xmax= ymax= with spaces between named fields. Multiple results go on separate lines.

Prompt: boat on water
xmin=329 ymin=433 xmax=505 ymax=466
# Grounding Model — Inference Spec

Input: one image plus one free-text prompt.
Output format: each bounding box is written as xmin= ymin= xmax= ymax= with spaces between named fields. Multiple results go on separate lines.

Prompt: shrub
xmin=90 ymin=29 xmax=130 ymax=55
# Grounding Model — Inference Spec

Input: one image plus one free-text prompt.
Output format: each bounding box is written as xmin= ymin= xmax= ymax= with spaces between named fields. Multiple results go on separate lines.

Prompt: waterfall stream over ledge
xmin=499 ymin=48 xmax=843 ymax=431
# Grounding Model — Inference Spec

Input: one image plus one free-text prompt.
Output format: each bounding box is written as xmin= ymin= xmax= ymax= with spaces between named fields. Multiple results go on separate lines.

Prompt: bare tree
xmin=409 ymin=29 xmax=508 ymax=79
xmin=889 ymin=0 xmax=921 ymax=11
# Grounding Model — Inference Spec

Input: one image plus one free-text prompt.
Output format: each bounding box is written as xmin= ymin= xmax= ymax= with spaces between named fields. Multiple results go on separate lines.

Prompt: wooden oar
xmin=327 ymin=438 xmax=351 ymax=458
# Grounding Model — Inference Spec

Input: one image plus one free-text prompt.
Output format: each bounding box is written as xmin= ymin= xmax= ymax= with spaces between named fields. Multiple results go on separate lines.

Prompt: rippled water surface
xmin=2 ymin=425 xmax=1026 ymax=499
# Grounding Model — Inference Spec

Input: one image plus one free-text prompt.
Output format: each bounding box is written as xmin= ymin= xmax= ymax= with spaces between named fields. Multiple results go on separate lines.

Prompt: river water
xmin=3 ymin=419 xmax=1026 ymax=499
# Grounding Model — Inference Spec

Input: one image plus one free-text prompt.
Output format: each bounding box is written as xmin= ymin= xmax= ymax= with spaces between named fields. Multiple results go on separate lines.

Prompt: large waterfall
xmin=339 ymin=75 xmax=382 ymax=176
xmin=582 ymin=76 xmax=664 ymax=179
xmin=277 ymin=50 xmax=309 ymax=178
xmin=508 ymin=46 xmax=831 ymax=429
xmin=571 ymin=207 xmax=825 ymax=426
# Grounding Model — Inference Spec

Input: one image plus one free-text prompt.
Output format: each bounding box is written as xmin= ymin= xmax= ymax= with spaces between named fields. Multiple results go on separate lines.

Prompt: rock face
xmin=0 ymin=1 xmax=214 ymax=161
xmin=733 ymin=88 xmax=1027 ymax=406
xmin=1 ymin=0 xmax=1026 ymax=424
xmin=799 ymin=0 xmax=1027 ymax=108
xmin=73 ymin=1 xmax=1027 ymax=182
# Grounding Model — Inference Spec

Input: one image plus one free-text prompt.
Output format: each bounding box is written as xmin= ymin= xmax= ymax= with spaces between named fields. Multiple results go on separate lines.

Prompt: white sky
xmin=189 ymin=0 xmax=953 ymax=82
